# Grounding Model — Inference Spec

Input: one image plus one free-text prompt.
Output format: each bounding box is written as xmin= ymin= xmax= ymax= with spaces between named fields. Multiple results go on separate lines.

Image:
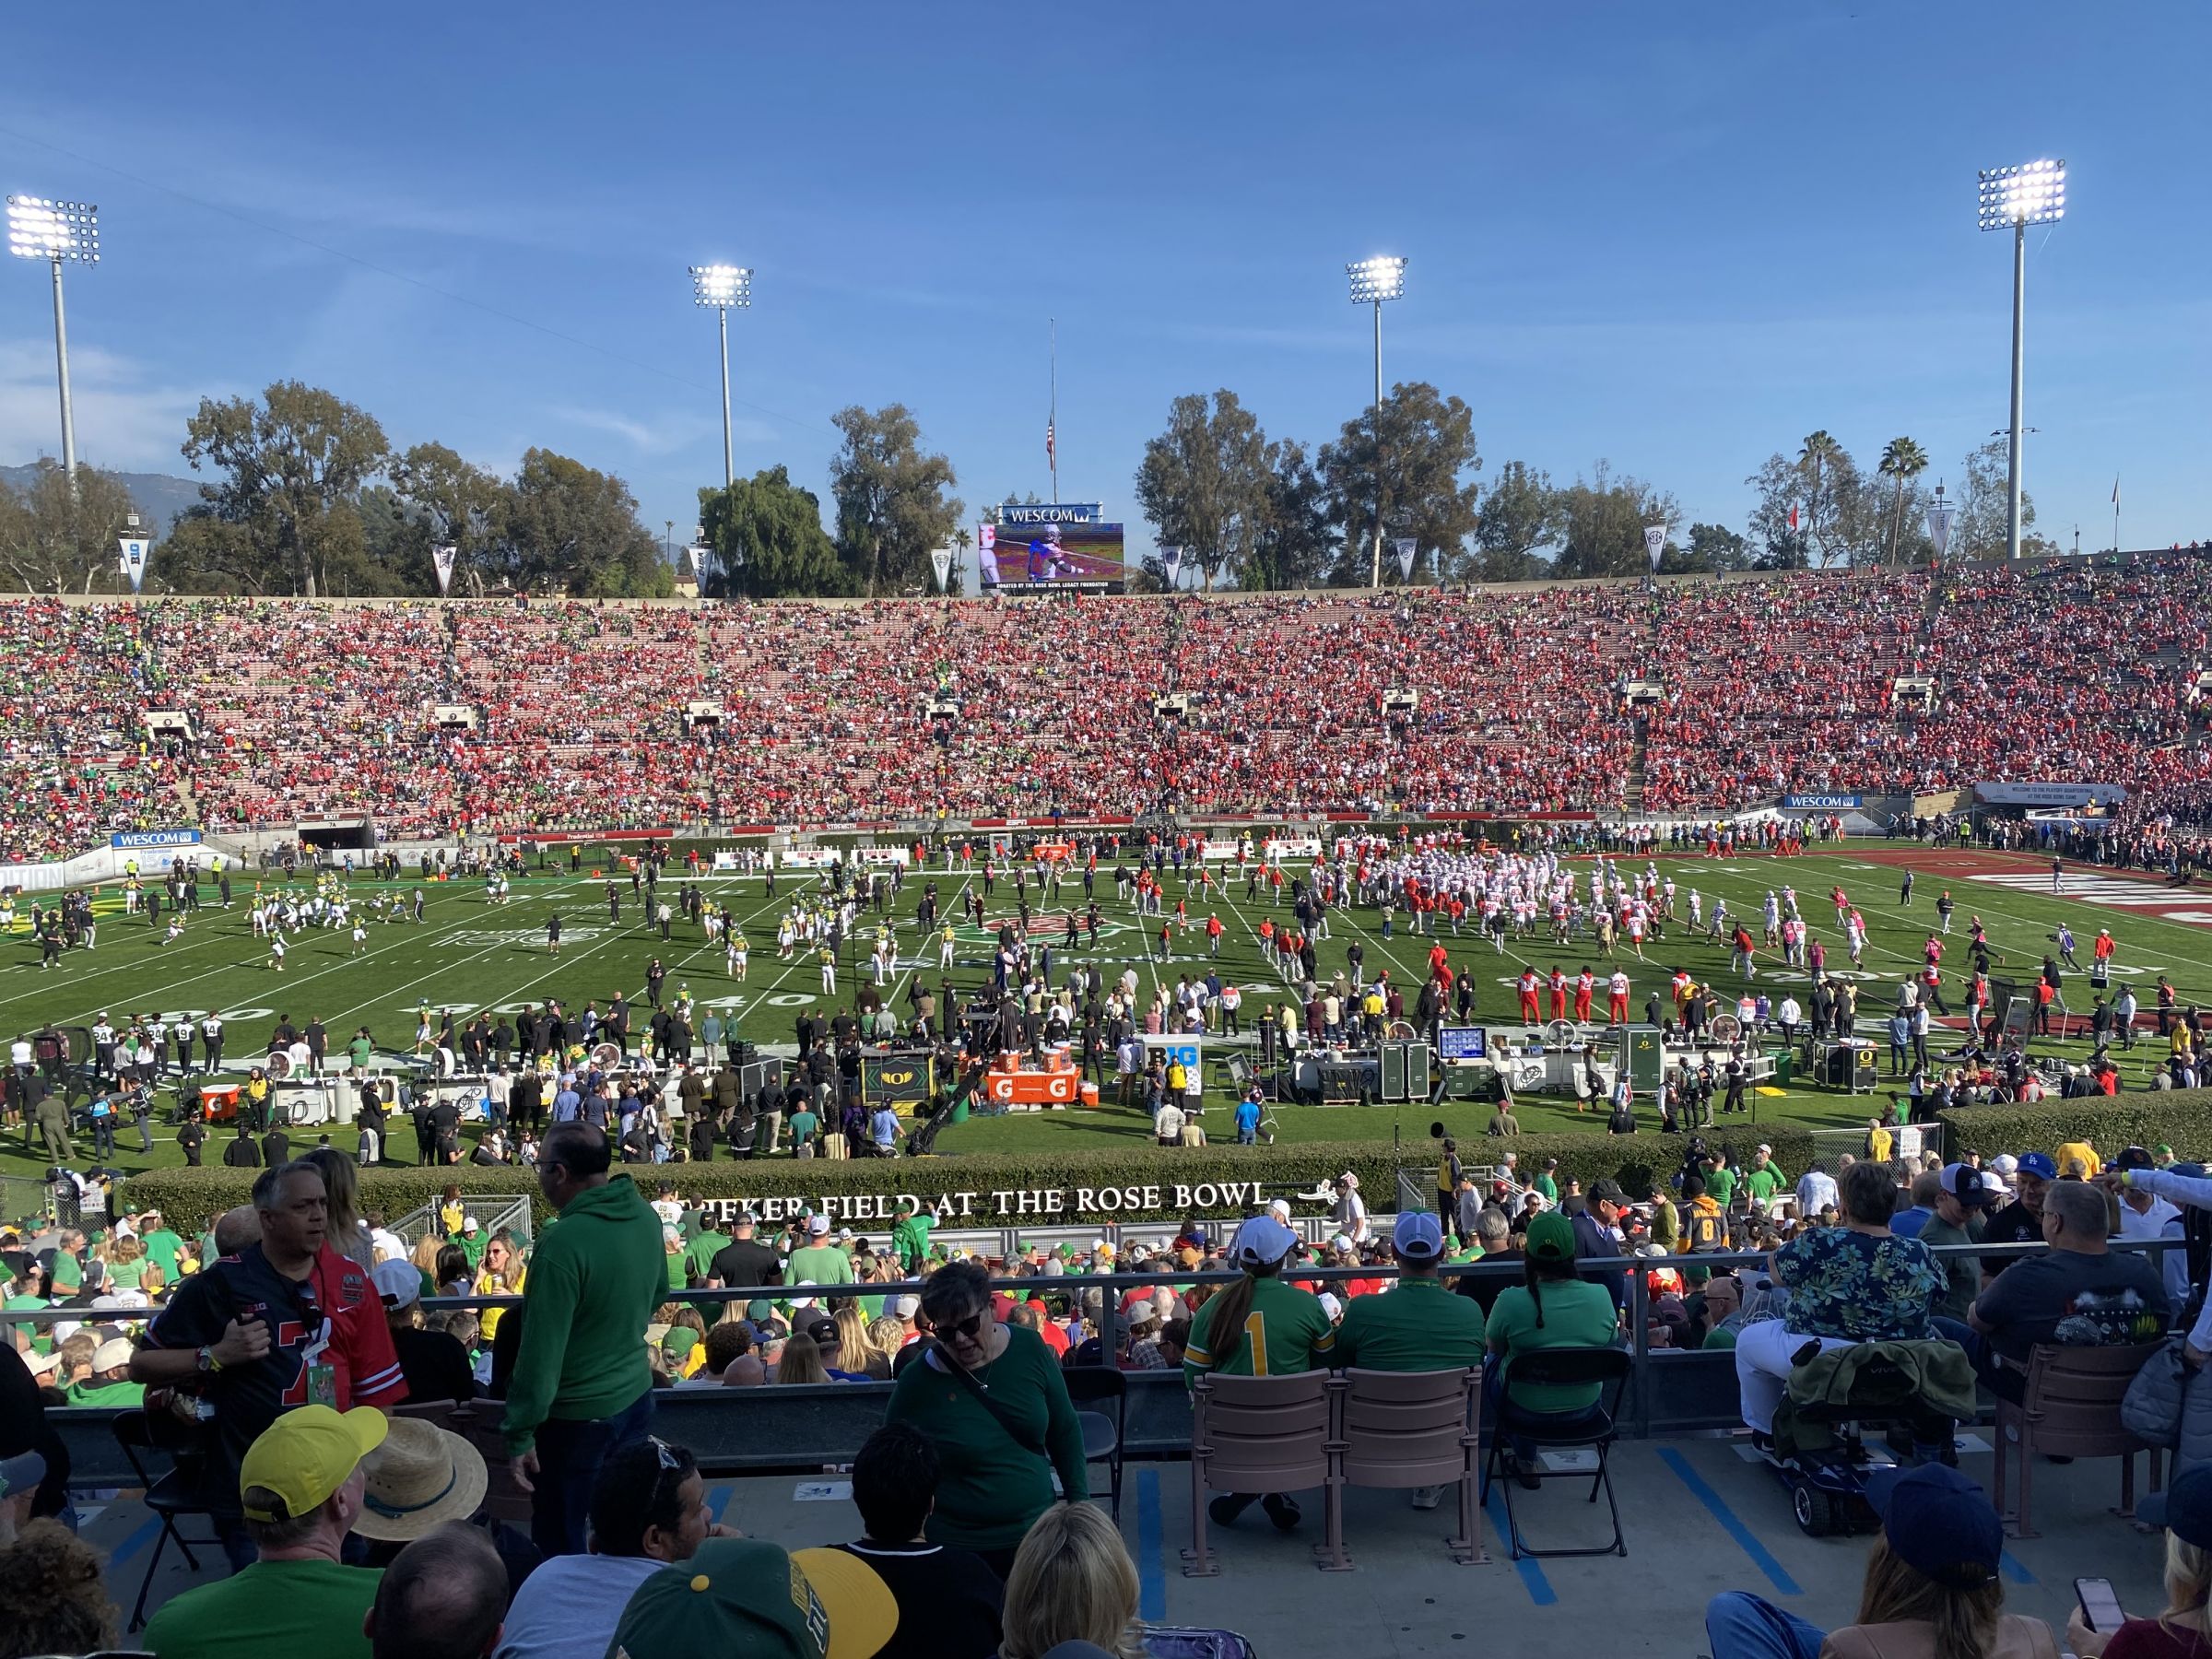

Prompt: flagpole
xmin=2113 ymin=477 xmax=2122 ymax=555
xmin=1049 ymin=318 xmax=1058 ymax=503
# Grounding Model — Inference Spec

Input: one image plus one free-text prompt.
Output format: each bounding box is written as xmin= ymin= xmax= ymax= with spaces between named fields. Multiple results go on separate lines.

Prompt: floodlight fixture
xmin=6 ymin=195 xmax=99 ymax=263
xmin=1346 ymin=254 xmax=1406 ymax=305
xmin=1977 ymin=159 xmax=2065 ymax=232
xmin=691 ymin=263 xmax=750 ymax=309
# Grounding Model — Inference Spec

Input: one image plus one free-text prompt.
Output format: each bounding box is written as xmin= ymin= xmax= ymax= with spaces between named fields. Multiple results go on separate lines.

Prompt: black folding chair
xmin=1062 ymin=1363 xmax=1127 ymax=1522
xmin=113 ymin=1408 xmax=240 ymax=1631
xmin=1478 ymin=1346 xmax=1633 ymax=1559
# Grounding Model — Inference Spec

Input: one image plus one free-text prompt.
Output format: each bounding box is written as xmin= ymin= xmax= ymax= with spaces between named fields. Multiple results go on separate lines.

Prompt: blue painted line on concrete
xmin=1136 ymin=1469 xmax=1166 ymax=1622
xmin=1659 ymin=1447 xmax=1804 ymax=1595
xmin=1482 ymin=1488 xmax=1559 ymax=1606
xmin=110 ymin=1513 xmax=164 ymax=1570
xmin=2002 ymin=1549 xmax=2036 ymax=1585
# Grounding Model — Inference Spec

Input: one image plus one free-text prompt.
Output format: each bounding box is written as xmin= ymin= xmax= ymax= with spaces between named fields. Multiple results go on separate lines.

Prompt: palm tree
xmin=1798 ymin=431 xmax=1843 ymax=565
xmin=1877 ymin=437 xmax=1930 ymax=567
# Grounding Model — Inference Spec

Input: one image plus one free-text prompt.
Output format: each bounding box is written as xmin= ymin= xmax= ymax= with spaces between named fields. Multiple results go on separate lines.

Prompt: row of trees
xmin=693 ymin=406 xmax=966 ymax=599
xmin=0 ymin=371 xmax=2053 ymax=599
xmin=0 ymin=382 xmax=673 ymax=599
xmin=1130 ymin=382 xmax=2053 ymax=588
xmin=0 ymin=383 xmax=971 ymax=601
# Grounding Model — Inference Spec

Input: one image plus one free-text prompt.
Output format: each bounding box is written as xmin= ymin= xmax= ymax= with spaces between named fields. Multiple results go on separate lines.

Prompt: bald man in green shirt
xmin=1331 ymin=1211 xmax=1488 ymax=1511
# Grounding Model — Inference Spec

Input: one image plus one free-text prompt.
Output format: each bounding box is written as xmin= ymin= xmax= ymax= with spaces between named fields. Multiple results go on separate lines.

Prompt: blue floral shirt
xmin=1773 ymin=1228 xmax=1941 ymax=1341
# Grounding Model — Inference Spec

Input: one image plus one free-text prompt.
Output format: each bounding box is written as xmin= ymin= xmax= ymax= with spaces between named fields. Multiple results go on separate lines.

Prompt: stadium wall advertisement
xmin=1974 ymin=781 xmax=2127 ymax=806
xmin=111 ymin=829 xmax=202 ymax=850
xmin=1781 ymin=794 xmax=1863 ymax=810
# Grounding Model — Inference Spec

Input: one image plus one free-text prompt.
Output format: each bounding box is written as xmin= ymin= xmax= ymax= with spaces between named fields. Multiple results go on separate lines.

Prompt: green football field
xmin=1 ymin=842 xmax=2203 ymax=1182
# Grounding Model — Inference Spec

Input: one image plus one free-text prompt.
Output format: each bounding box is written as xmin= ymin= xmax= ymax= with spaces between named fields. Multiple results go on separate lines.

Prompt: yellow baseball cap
xmin=239 ymin=1405 xmax=389 ymax=1523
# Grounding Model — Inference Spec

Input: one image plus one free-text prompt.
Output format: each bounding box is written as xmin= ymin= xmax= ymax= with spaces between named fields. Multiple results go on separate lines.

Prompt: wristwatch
xmin=195 ymin=1345 xmax=222 ymax=1373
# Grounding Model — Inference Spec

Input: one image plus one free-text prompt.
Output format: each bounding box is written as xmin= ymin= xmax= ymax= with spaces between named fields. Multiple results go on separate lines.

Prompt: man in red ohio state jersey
xmin=134 ymin=1159 xmax=406 ymax=1539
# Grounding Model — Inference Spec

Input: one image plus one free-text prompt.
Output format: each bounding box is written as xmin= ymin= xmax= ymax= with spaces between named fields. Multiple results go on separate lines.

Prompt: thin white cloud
xmin=549 ymin=403 xmax=773 ymax=454
xmin=0 ymin=336 xmax=205 ymax=474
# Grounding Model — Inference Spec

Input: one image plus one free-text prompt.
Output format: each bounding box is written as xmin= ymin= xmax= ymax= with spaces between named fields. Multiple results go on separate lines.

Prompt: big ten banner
xmin=1265 ymin=837 xmax=1323 ymax=859
xmin=853 ymin=847 xmax=912 ymax=866
xmin=863 ymin=1053 xmax=934 ymax=1111
xmin=699 ymin=1177 xmax=1277 ymax=1227
xmin=1141 ymin=1036 xmax=1203 ymax=1076
xmin=979 ymin=505 xmax=1124 ymax=588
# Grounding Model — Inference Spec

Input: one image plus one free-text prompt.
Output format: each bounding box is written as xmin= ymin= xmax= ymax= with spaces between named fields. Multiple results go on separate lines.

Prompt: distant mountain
xmin=0 ymin=465 xmax=204 ymax=530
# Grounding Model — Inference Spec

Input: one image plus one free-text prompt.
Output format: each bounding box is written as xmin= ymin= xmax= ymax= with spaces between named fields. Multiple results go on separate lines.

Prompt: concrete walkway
xmin=86 ymin=1432 xmax=2171 ymax=1655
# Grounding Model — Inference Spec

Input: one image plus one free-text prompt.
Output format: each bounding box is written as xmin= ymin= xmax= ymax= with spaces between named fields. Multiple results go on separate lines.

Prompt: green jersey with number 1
xmin=1182 ymin=1277 xmax=1335 ymax=1384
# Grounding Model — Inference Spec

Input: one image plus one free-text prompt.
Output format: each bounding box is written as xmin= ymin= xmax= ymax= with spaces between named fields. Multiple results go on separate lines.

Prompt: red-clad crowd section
xmin=3 ymin=553 xmax=2208 ymax=862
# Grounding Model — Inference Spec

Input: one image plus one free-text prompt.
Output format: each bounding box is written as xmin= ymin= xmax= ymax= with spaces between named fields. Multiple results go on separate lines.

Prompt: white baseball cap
xmin=1265 ymin=1198 xmax=1292 ymax=1222
xmin=807 ymin=1214 xmax=830 ymax=1235
xmin=1316 ymin=1292 xmax=1343 ymax=1321
xmin=92 ymin=1336 xmax=135 ymax=1371
xmin=372 ymin=1258 xmax=421 ymax=1308
xmin=893 ymin=1295 xmax=919 ymax=1319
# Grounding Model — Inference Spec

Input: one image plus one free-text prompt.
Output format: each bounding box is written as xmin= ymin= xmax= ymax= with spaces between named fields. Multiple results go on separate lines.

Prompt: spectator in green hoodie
xmin=503 ymin=1124 xmax=666 ymax=1558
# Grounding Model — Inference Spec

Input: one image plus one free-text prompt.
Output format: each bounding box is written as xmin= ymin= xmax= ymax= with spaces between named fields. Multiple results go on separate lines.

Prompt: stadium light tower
xmin=691 ymin=263 xmax=750 ymax=494
xmin=1977 ymin=160 xmax=2064 ymax=562
xmin=6 ymin=195 xmax=99 ymax=483
xmin=1347 ymin=255 xmax=1406 ymax=587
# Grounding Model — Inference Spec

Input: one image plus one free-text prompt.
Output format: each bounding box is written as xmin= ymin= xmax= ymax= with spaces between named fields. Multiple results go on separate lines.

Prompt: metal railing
xmin=29 ymin=1237 xmax=2182 ymax=1489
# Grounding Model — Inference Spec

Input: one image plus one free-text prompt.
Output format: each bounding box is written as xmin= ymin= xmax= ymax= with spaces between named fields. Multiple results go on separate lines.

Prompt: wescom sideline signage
xmin=699 ymin=1178 xmax=1274 ymax=1226
xmin=112 ymin=829 xmax=203 ymax=850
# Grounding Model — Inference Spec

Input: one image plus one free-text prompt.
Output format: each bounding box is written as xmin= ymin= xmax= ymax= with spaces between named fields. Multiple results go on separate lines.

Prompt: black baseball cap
xmin=2141 ymin=1463 xmax=2212 ymax=1548
xmin=1588 ymin=1179 xmax=1627 ymax=1205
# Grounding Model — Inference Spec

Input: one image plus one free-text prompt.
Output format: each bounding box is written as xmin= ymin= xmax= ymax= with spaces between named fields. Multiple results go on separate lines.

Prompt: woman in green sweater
xmin=884 ymin=1259 xmax=1088 ymax=1577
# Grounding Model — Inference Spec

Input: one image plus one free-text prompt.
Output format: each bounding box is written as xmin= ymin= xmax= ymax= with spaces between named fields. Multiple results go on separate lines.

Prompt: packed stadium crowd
xmin=6 ymin=1128 xmax=2212 ymax=1659
xmin=6 ymin=553 xmax=2212 ymax=863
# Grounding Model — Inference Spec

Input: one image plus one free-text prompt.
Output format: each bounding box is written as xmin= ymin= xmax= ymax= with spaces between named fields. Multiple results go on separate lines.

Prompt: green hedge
xmin=122 ymin=1129 xmax=1811 ymax=1234
xmin=1936 ymin=1090 xmax=2212 ymax=1167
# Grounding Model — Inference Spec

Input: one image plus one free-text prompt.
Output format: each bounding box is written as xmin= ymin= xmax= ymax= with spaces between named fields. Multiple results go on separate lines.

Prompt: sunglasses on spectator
xmin=939 ymin=1311 xmax=987 ymax=1339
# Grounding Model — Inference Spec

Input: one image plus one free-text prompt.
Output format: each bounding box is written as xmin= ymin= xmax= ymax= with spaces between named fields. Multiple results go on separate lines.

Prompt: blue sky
xmin=4 ymin=3 xmax=2207 ymax=569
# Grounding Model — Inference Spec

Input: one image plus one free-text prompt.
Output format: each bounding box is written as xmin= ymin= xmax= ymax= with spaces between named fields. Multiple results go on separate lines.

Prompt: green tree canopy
xmin=829 ymin=405 xmax=963 ymax=596
xmin=1955 ymin=437 xmax=2056 ymax=559
xmin=502 ymin=448 xmax=669 ymax=597
xmin=1473 ymin=459 xmax=1554 ymax=582
xmin=699 ymin=466 xmax=850 ymax=598
xmin=1666 ymin=521 xmax=1753 ymax=575
xmin=0 ymin=461 xmax=145 ymax=594
xmin=1244 ymin=440 xmax=1337 ymax=591
xmin=1134 ymin=390 xmax=1272 ymax=591
xmin=178 ymin=381 xmax=390 ymax=597
xmin=1318 ymin=381 xmax=1482 ymax=585
xmin=389 ymin=441 xmax=512 ymax=595
xmin=1548 ymin=462 xmax=1679 ymax=579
